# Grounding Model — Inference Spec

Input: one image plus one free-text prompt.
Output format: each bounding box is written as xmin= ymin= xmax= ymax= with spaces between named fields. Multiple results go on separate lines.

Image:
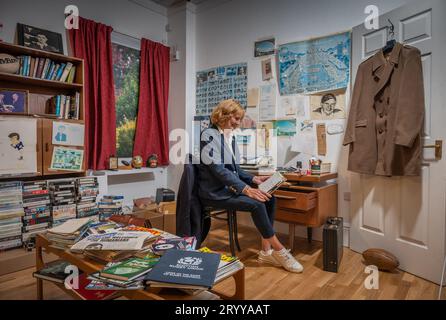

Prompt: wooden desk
xmin=273 ymin=173 xmax=338 ymax=252
xmin=35 ymin=234 xmax=245 ymax=300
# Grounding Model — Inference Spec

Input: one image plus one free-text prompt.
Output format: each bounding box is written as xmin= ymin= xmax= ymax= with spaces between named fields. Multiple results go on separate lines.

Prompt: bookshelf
xmin=0 ymin=42 xmax=86 ymax=178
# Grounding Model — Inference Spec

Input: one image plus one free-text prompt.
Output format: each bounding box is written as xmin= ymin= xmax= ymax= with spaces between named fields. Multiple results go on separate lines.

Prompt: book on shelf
xmin=144 ymin=250 xmax=220 ymax=290
xmin=72 ymin=273 xmax=119 ymax=300
xmin=32 ymin=260 xmax=75 ymax=284
xmin=16 ymin=56 xmax=77 ymax=83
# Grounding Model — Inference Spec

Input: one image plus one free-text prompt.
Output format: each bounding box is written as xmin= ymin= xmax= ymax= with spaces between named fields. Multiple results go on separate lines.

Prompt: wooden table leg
xmin=307 ymin=227 xmax=313 ymax=243
xmin=289 ymin=224 xmax=295 ymax=252
xmin=211 ymin=267 xmax=245 ymax=300
xmin=36 ymin=237 xmax=45 ymax=300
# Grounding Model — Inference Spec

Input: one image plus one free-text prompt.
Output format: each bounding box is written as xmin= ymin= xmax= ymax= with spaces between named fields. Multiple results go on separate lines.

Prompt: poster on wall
xmin=254 ymin=38 xmax=275 ymax=57
xmin=274 ymin=119 xmax=296 ymax=136
xmin=50 ymin=147 xmax=84 ymax=172
xmin=195 ymin=63 xmax=248 ymax=116
xmin=52 ymin=121 xmax=85 ymax=146
xmin=310 ymin=91 xmax=346 ymax=120
xmin=0 ymin=117 xmax=37 ymax=175
xmin=258 ymin=84 xmax=276 ymax=121
xmin=278 ymin=31 xmax=351 ymax=95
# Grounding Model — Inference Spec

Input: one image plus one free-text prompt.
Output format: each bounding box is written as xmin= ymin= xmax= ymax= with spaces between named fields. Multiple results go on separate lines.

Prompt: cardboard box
xmin=132 ymin=209 xmax=164 ymax=230
xmin=158 ymin=201 xmax=176 ymax=234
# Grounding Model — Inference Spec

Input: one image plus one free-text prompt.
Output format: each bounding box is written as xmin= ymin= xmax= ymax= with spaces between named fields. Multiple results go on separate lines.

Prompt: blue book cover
xmin=144 ymin=250 xmax=220 ymax=289
xmin=56 ymin=63 xmax=66 ymax=81
xmin=55 ymin=95 xmax=61 ymax=117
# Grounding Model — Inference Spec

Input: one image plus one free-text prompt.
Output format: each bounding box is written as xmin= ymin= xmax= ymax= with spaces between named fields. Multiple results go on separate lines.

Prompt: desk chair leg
xmin=227 ymin=211 xmax=236 ymax=257
xmin=231 ymin=211 xmax=242 ymax=252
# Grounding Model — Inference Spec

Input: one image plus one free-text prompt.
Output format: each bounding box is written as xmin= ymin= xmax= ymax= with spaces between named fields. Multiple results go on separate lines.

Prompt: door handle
xmin=274 ymin=195 xmax=296 ymax=200
xmin=423 ymin=140 xmax=442 ymax=161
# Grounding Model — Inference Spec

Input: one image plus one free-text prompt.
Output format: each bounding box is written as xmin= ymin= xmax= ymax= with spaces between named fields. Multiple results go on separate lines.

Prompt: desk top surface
xmin=283 ymin=172 xmax=338 ymax=182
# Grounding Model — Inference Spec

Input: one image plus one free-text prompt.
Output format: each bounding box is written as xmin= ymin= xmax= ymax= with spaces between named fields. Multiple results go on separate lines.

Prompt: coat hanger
xmin=382 ymin=19 xmax=396 ymax=54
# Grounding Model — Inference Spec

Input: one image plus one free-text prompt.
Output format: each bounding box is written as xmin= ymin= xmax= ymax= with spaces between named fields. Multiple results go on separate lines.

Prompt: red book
xmin=71 ymin=273 xmax=119 ymax=300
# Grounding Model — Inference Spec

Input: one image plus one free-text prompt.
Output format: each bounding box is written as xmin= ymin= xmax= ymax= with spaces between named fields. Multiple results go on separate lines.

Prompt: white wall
xmin=193 ymin=0 xmax=409 ymax=241
xmin=0 ymin=0 xmax=169 ymax=204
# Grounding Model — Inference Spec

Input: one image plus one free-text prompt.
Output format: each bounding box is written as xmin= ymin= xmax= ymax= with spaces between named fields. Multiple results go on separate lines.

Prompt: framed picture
xmin=261 ymin=58 xmax=273 ymax=81
xmin=254 ymin=38 xmax=275 ymax=57
xmin=17 ymin=23 xmax=64 ymax=54
xmin=108 ymin=156 xmax=119 ymax=171
xmin=0 ymin=88 xmax=28 ymax=115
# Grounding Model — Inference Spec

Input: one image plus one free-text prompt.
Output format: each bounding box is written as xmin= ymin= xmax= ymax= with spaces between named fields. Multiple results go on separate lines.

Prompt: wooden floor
xmin=0 ymin=221 xmax=443 ymax=300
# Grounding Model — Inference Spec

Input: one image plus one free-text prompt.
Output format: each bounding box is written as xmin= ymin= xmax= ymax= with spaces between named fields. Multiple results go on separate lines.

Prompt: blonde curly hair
xmin=210 ymin=99 xmax=245 ymax=128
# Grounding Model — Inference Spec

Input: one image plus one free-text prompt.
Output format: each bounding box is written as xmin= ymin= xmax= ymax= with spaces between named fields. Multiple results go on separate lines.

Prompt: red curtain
xmin=133 ymin=38 xmax=170 ymax=166
xmin=68 ymin=17 xmax=116 ymax=170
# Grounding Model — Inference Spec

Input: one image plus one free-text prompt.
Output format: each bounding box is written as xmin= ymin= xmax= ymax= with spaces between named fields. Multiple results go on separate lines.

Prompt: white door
xmin=349 ymin=0 xmax=446 ymax=284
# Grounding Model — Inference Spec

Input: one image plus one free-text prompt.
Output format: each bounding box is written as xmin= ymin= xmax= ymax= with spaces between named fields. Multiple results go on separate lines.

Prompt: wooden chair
xmin=203 ymin=207 xmax=241 ymax=257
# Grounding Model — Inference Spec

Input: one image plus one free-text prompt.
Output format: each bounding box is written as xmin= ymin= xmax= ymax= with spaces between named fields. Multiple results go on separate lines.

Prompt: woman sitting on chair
xmin=198 ymin=99 xmax=303 ymax=273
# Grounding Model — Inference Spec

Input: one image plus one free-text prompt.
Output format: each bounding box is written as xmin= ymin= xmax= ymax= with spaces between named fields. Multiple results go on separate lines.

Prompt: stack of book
xmin=17 ymin=56 xmax=76 ymax=83
xmin=87 ymin=256 xmax=159 ymax=290
xmin=198 ymin=247 xmax=244 ymax=283
xmin=48 ymin=179 xmax=77 ymax=227
xmin=98 ymin=195 xmax=123 ymax=221
xmin=45 ymin=93 xmax=80 ymax=120
xmin=145 ymin=250 xmax=221 ymax=290
xmin=21 ymin=181 xmax=52 ymax=244
xmin=46 ymin=217 xmax=92 ymax=250
xmin=76 ymin=177 xmax=99 ymax=219
xmin=0 ymin=181 xmax=24 ymax=250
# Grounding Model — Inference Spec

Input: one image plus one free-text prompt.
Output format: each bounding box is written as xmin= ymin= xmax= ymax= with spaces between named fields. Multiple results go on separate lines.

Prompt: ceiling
xmin=150 ymin=0 xmax=210 ymax=7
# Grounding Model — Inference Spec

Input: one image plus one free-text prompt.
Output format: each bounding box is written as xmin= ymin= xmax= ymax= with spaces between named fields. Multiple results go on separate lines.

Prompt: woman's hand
xmin=242 ymin=186 xmax=271 ymax=202
xmin=252 ymin=175 xmax=270 ymax=185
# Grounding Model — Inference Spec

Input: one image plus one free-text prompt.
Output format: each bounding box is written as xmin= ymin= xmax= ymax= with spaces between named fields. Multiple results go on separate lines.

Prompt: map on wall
xmin=278 ymin=32 xmax=351 ymax=95
xmin=196 ymin=63 xmax=248 ymax=115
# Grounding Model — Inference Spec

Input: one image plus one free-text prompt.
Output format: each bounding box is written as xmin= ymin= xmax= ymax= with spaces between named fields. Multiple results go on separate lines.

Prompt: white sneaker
xmin=257 ymin=249 xmax=281 ymax=266
xmin=272 ymin=248 xmax=304 ymax=273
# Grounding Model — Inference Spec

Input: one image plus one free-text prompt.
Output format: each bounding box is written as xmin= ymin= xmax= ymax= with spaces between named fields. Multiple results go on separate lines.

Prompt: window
xmin=112 ymin=34 xmax=140 ymax=157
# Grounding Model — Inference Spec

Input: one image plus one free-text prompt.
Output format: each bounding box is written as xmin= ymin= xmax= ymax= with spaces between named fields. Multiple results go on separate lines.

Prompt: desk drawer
xmin=273 ymin=189 xmax=317 ymax=211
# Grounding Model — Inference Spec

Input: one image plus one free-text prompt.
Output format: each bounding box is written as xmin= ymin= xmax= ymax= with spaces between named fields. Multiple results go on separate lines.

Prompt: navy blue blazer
xmin=198 ymin=126 xmax=254 ymax=201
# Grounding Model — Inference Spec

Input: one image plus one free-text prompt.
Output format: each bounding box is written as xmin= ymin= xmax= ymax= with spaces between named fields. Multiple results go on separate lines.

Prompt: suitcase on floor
xmin=323 ymin=217 xmax=343 ymax=273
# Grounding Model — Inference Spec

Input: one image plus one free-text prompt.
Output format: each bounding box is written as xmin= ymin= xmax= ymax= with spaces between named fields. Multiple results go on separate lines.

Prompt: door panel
xmin=350 ymin=0 xmax=446 ymax=284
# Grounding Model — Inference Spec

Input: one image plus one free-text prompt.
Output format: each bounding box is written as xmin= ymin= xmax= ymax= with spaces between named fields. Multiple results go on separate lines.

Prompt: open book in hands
xmin=258 ymin=171 xmax=287 ymax=194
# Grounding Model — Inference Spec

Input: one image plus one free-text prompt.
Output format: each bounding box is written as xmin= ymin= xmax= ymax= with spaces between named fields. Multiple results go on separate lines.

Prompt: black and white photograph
xmin=17 ymin=23 xmax=64 ymax=54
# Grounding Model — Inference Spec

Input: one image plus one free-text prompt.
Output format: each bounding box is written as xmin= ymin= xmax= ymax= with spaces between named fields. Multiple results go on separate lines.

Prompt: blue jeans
xmin=201 ymin=195 xmax=276 ymax=239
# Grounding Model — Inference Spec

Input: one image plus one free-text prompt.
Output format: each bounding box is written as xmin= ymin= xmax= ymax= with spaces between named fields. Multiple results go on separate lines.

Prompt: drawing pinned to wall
xmin=196 ymin=63 xmax=247 ymax=115
xmin=291 ymin=130 xmax=316 ymax=156
xmin=316 ymin=123 xmax=327 ymax=156
xmin=259 ymin=84 xmax=276 ymax=121
xmin=254 ymin=38 xmax=275 ymax=57
xmin=300 ymin=120 xmax=314 ymax=133
xmin=310 ymin=91 xmax=346 ymax=120
xmin=261 ymin=58 xmax=273 ymax=81
xmin=50 ymin=146 xmax=83 ymax=172
xmin=247 ymin=88 xmax=259 ymax=107
xmin=278 ymin=95 xmax=309 ymax=119
xmin=274 ymin=119 xmax=296 ymax=136
xmin=257 ymin=122 xmax=273 ymax=151
xmin=278 ymin=31 xmax=351 ymax=94
xmin=0 ymin=117 xmax=37 ymax=175
xmin=241 ymin=105 xmax=258 ymax=129
xmin=52 ymin=122 xmax=84 ymax=146
xmin=327 ymin=123 xmax=344 ymax=135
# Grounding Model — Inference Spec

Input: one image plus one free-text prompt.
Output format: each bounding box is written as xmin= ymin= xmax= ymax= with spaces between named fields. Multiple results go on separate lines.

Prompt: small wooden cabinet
xmin=273 ymin=173 xmax=338 ymax=251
